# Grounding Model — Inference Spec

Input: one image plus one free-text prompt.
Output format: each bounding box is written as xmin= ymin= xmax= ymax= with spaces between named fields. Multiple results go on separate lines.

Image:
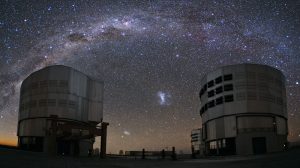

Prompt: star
xmin=0 ymin=0 xmax=299 ymax=154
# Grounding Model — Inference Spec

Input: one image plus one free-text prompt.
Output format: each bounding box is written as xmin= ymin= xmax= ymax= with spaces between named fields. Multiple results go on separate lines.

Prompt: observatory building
xmin=199 ymin=64 xmax=288 ymax=155
xmin=191 ymin=128 xmax=204 ymax=156
xmin=17 ymin=65 xmax=108 ymax=157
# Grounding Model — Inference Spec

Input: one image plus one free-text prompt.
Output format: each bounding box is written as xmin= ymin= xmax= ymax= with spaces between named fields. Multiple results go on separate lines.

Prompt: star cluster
xmin=0 ymin=0 xmax=300 ymax=153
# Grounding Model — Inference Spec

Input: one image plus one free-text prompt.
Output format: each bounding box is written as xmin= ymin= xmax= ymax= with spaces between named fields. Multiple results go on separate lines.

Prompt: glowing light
xmin=157 ymin=91 xmax=171 ymax=105
xmin=123 ymin=21 xmax=130 ymax=26
xmin=123 ymin=130 xmax=130 ymax=135
xmin=158 ymin=92 xmax=166 ymax=103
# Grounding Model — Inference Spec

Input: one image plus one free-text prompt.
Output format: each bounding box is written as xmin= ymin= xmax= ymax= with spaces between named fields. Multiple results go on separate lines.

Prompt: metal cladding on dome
xmin=199 ymin=63 xmax=288 ymax=155
xmin=17 ymin=65 xmax=107 ymax=156
xmin=19 ymin=65 xmax=103 ymax=123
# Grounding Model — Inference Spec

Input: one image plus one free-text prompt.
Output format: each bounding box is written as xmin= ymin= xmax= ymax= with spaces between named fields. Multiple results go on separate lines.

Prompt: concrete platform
xmin=0 ymin=147 xmax=299 ymax=168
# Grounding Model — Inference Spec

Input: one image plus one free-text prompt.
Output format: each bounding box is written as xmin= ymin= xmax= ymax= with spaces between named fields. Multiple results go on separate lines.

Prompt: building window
xmin=224 ymin=84 xmax=233 ymax=91
xmin=216 ymin=97 xmax=223 ymax=105
xmin=215 ymin=76 xmax=223 ymax=84
xmin=204 ymin=104 xmax=208 ymax=111
xmin=222 ymin=139 xmax=226 ymax=148
xmin=218 ymin=140 xmax=222 ymax=149
xmin=209 ymin=141 xmax=217 ymax=149
xmin=224 ymin=95 xmax=234 ymax=102
xmin=224 ymin=74 xmax=233 ymax=81
xmin=215 ymin=86 xmax=223 ymax=94
xmin=208 ymin=100 xmax=215 ymax=108
xmin=208 ymin=90 xmax=215 ymax=97
xmin=208 ymin=80 xmax=214 ymax=88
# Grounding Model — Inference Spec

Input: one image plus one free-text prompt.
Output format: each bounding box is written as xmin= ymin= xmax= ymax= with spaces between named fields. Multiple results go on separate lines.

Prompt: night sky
xmin=0 ymin=0 xmax=299 ymax=153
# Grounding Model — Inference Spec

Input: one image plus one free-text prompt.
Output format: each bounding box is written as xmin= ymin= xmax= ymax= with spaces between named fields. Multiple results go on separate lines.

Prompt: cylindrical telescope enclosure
xmin=199 ymin=64 xmax=288 ymax=155
xmin=17 ymin=65 xmax=103 ymax=155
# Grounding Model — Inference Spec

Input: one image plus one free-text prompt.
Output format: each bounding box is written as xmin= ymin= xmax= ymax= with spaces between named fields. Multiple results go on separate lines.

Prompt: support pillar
xmin=171 ymin=146 xmax=177 ymax=160
xmin=161 ymin=149 xmax=165 ymax=159
xmin=191 ymin=145 xmax=196 ymax=158
xmin=100 ymin=122 xmax=109 ymax=158
xmin=216 ymin=141 xmax=220 ymax=155
xmin=142 ymin=148 xmax=145 ymax=159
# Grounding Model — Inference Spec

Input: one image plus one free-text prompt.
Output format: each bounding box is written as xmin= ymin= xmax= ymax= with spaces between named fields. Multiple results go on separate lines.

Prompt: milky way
xmin=0 ymin=0 xmax=300 ymax=153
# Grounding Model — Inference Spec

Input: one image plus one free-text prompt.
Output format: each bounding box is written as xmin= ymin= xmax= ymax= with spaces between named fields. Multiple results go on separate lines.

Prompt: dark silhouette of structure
xmin=171 ymin=146 xmax=177 ymax=160
xmin=125 ymin=149 xmax=174 ymax=159
xmin=161 ymin=149 xmax=165 ymax=159
xmin=191 ymin=128 xmax=204 ymax=157
xmin=17 ymin=65 xmax=108 ymax=157
xmin=142 ymin=148 xmax=145 ymax=159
